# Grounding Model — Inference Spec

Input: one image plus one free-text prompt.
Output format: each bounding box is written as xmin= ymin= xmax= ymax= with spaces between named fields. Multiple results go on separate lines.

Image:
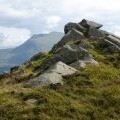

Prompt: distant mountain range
xmin=0 ymin=32 xmax=63 ymax=73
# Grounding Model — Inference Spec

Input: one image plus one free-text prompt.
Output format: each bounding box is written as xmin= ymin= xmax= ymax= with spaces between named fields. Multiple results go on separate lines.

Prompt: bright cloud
xmin=45 ymin=16 xmax=61 ymax=30
xmin=0 ymin=26 xmax=31 ymax=49
xmin=0 ymin=4 xmax=40 ymax=18
xmin=0 ymin=0 xmax=120 ymax=48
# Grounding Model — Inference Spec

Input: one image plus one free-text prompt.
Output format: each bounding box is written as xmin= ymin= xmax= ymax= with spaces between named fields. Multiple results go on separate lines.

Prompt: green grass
xmin=0 ymin=39 xmax=120 ymax=120
xmin=0 ymin=63 xmax=120 ymax=120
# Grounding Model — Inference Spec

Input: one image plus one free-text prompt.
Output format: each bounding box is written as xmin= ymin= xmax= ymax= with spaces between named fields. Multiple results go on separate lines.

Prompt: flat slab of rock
xmin=106 ymin=35 xmax=120 ymax=47
xmin=80 ymin=19 xmax=103 ymax=29
xmin=26 ymin=62 xmax=77 ymax=87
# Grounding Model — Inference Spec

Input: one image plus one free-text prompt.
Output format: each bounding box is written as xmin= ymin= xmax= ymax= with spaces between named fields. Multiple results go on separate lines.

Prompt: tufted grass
xmin=0 ymin=62 xmax=120 ymax=120
xmin=0 ymin=39 xmax=120 ymax=120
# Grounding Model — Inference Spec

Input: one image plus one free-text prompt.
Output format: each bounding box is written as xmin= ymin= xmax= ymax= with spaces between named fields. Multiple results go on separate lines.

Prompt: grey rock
xmin=70 ymin=60 xmax=86 ymax=69
xmin=106 ymin=35 xmax=120 ymax=47
xmin=64 ymin=22 xmax=87 ymax=34
xmin=26 ymin=62 xmax=77 ymax=87
xmin=88 ymin=27 xmax=105 ymax=39
xmin=51 ymin=29 xmax=85 ymax=52
xmin=70 ymin=59 xmax=98 ymax=69
xmin=59 ymin=44 xmax=92 ymax=64
xmin=103 ymin=39 xmax=120 ymax=52
xmin=105 ymin=46 xmax=120 ymax=53
xmin=80 ymin=19 xmax=103 ymax=29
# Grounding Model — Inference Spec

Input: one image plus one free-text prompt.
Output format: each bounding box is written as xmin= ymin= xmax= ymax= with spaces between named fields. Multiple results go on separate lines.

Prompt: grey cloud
xmin=0 ymin=0 xmax=120 ymax=48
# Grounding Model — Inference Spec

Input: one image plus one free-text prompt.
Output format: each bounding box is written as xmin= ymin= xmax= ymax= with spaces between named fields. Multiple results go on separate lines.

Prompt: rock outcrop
xmin=9 ymin=19 xmax=120 ymax=87
xmin=51 ymin=19 xmax=105 ymax=53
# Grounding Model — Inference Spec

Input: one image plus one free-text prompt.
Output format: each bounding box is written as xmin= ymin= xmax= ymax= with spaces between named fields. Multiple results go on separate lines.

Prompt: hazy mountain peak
xmin=0 ymin=32 xmax=63 ymax=73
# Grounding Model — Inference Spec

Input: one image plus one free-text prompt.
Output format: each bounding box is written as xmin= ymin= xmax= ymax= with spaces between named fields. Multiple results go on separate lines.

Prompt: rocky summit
xmin=25 ymin=19 xmax=119 ymax=87
xmin=0 ymin=19 xmax=120 ymax=120
xmin=1 ymin=19 xmax=120 ymax=87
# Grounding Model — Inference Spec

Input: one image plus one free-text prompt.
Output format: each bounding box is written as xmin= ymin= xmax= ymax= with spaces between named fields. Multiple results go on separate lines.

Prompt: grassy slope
xmin=0 ymin=40 xmax=120 ymax=120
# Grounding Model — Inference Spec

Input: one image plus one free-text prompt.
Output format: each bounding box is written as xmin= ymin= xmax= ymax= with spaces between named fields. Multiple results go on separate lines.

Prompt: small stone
xmin=26 ymin=99 xmax=37 ymax=104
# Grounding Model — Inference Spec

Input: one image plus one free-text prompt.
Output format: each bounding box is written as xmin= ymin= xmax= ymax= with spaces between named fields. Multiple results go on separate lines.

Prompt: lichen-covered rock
xmin=80 ymin=19 xmax=103 ymax=29
xmin=64 ymin=22 xmax=87 ymax=34
xmin=26 ymin=62 xmax=77 ymax=87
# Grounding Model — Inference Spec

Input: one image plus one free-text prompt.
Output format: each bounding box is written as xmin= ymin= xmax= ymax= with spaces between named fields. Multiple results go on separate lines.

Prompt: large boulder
xmin=80 ymin=19 xmax=103 ymax=29
xmin=26 ymin=61 xmax=77 ymax=87
xmin=51 ymin=29 xmax=85 ymax=53
xmin=88 ymin=27 xmax=105 ymax=39
xmin=64 ymin=22 xmax=87 ymax=34
xmin=59 ymin=44 xmax=92 ymax=64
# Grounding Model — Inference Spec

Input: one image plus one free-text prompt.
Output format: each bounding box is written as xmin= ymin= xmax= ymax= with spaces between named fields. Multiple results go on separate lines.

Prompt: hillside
xmin=0 ymin=32 xmax=63 ymax=73
xmin=0 ymin=19 xmax=120 ymax=120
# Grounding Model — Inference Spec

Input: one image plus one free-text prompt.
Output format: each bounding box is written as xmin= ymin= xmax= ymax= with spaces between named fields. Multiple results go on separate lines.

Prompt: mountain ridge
xmin=0 ymin=32 xmax=63 ymax=73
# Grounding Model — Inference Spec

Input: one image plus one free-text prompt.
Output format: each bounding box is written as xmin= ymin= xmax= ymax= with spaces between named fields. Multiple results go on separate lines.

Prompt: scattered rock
xmin=26 ymin=62 xmax=77 ymax=87
xmin=80 ymin=19 xmax=103 ymax=29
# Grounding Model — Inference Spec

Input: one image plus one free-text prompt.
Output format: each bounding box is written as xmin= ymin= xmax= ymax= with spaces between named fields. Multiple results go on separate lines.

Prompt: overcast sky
xmin=0 ymin=0 xmax=120 ymax=49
